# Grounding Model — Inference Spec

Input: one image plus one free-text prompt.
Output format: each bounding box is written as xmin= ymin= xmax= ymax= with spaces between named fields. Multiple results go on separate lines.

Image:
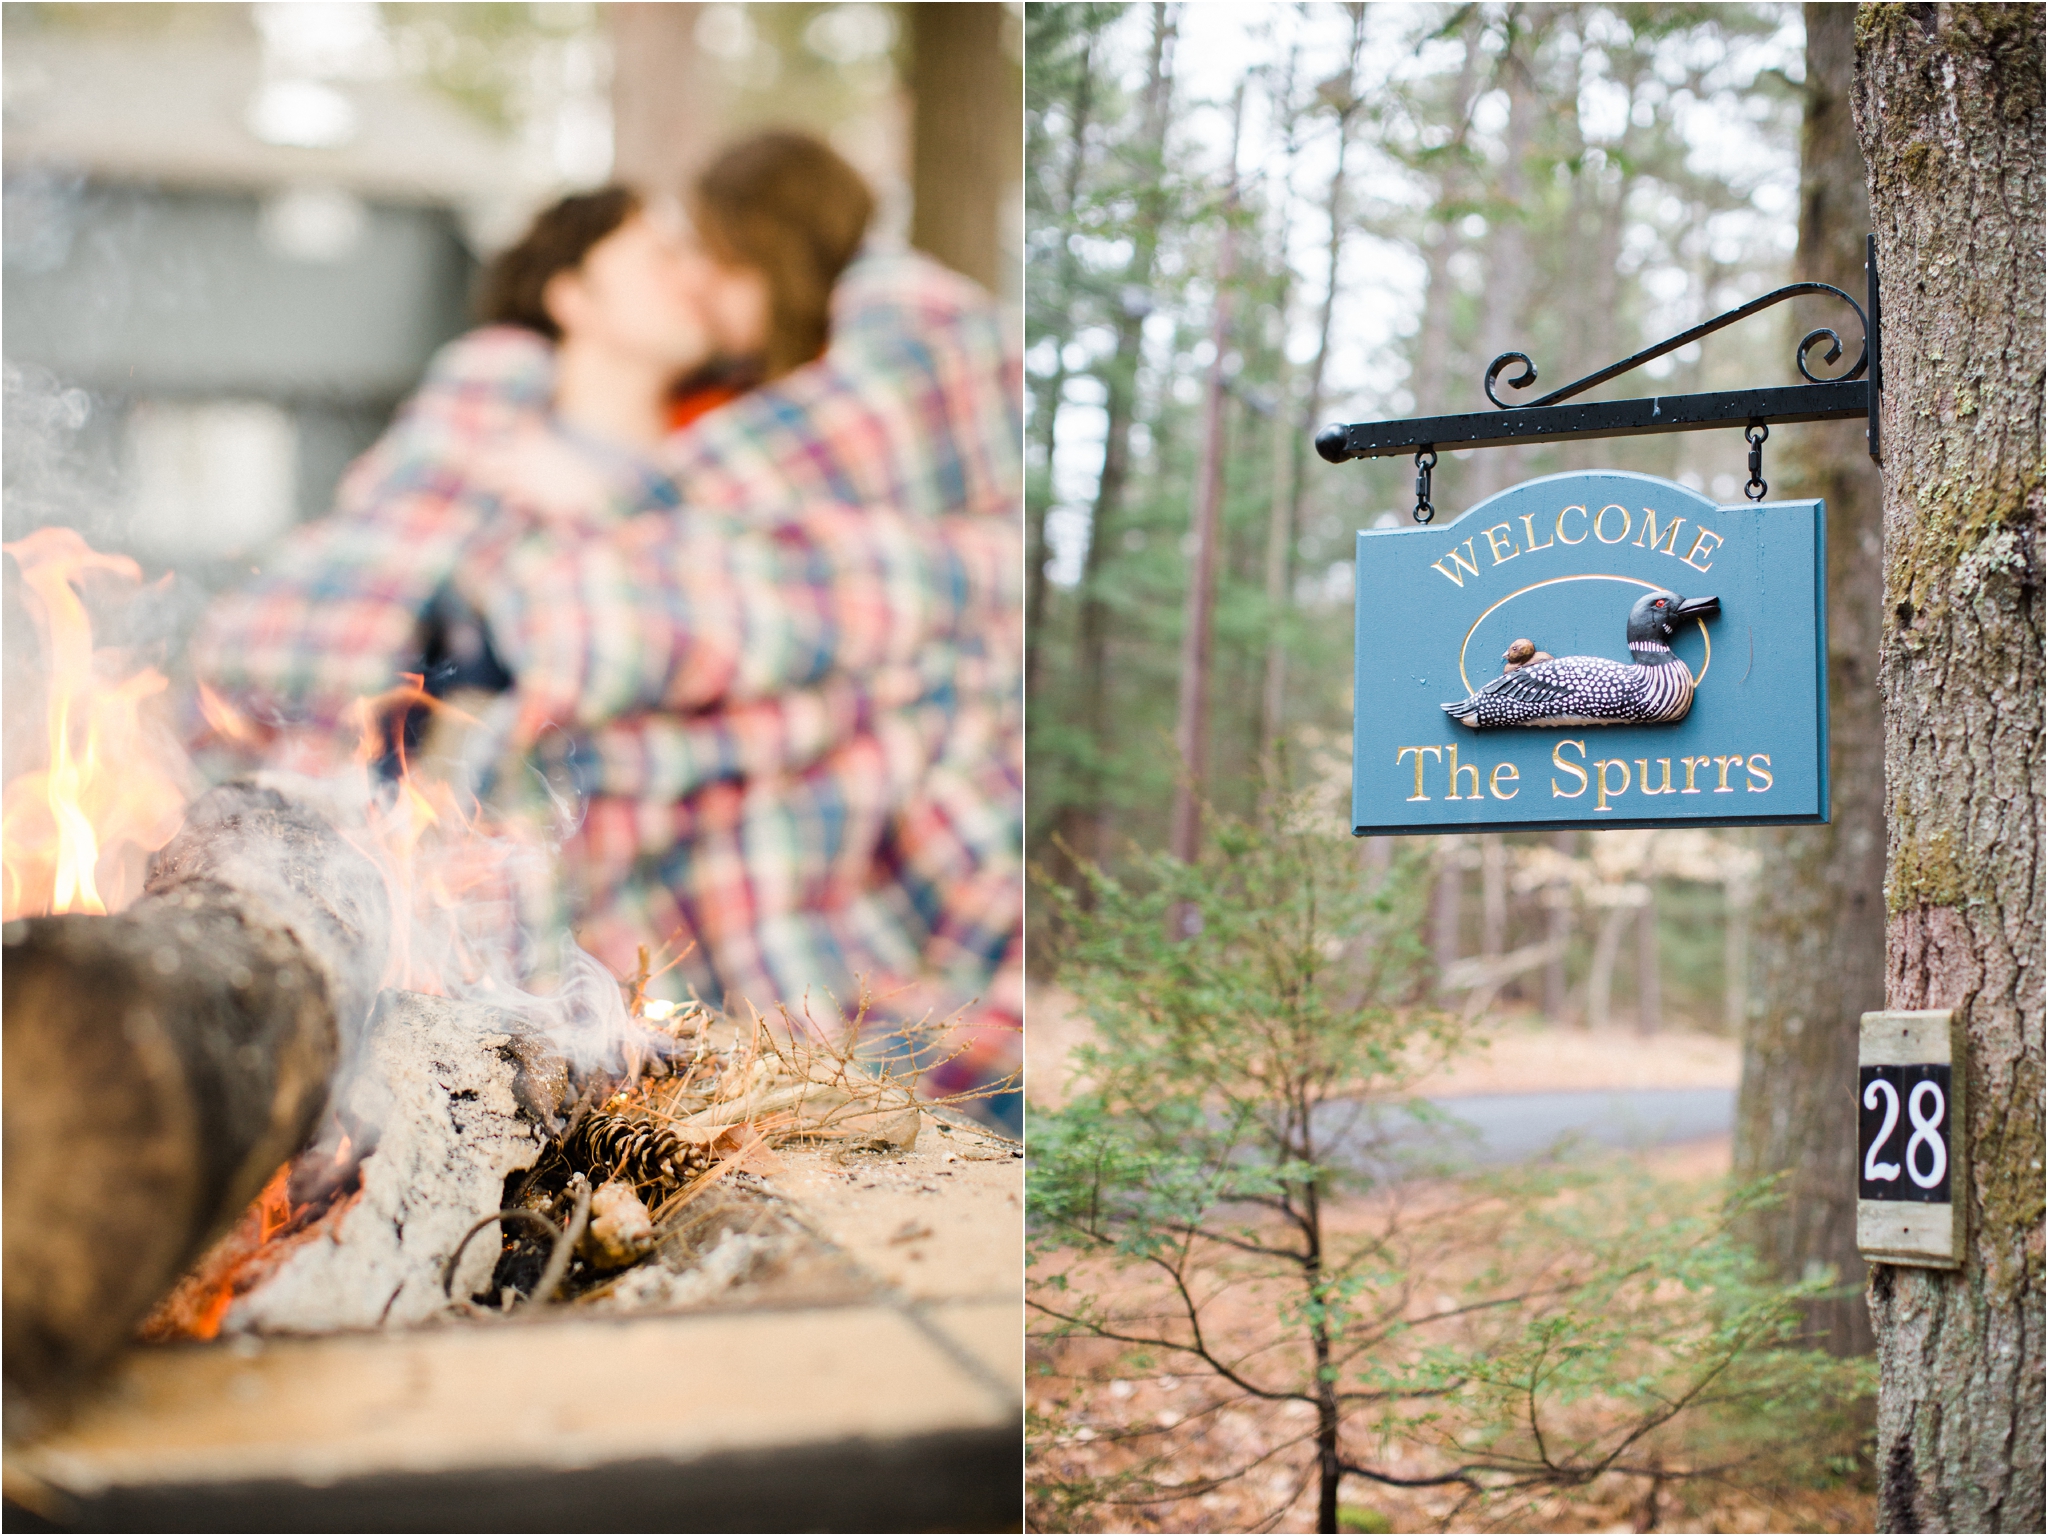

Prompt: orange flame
xmin=197 ymin=681 xmax=264 ymax=749
xmin=2 ymin=528 xmax=197 ymax=919
xmin=137 ymin=1156 xmax=360 ymax=1344
xmin=327 ymin=675 xmax=543 ymax=1000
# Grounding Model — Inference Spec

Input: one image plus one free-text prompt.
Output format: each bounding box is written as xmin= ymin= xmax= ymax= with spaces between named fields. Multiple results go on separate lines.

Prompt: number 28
xmin=1863 ymin=1078 xmax=1947 ymax=1189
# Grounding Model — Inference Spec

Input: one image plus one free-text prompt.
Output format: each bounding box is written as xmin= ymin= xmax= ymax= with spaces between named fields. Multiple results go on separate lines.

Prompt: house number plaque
xmin=1857 ymin=1009 xmax=1966 ymax=1269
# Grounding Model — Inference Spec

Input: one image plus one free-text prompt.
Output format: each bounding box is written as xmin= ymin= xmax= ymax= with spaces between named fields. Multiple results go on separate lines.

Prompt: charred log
xmin=2 ymin=781 xmax=389 ymax=1426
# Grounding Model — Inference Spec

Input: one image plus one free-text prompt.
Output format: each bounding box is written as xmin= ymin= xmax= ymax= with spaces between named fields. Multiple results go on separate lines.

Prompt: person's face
xmin=676 ymin=227 xmax=772 ymax=360
xmin=543 ymin=211 xmax=710 ymax=374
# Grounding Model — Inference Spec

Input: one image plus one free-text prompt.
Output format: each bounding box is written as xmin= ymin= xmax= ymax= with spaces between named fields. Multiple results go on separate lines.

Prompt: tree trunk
xmin=1854 ymin=6 xmax=2045 ymax=1530
xmin=1587 ymin=899 xmax=1631 ymax=1032
xmin=1361 ymin=835 xmax=1391 ymax=881
xmin=1258 ymin=45 xmax=1305 ymax=781
xmin=609 ymin=4 xmax=720 ymax=194
xmin=1468 ymin=27 xmax=1538 ymax=503
xmin=906 ymin=3 xmax=1021 ymax=295
xmin=1262 ymin=4 xmax=1365 ymax=761
xmin=1057 ymin=2 xmax=1173 ymax=873
xmin=1258 ymin=373 xmax=1297 ymax=783
xmin=1432 ymin=839 xmax=1462 ymax=975
xmin=1316 ymin=1394 xmax=1340 ymax=1533
xmin=1731 ymin=1 xmax=1887 ymax=1358
xmin=1408 ymin=12 xmax=1482 ymax=420
xmin=1635 ymin=887 xmax=1660 ymax=1036
xmin=1545 ymin=829 xmax=1574 ymax=1022
xmin=1480 ymin=835 xmax=1507 ymax=961
xmin=1723 ymin=866 xmax=1753 ymax=1036
xmin=1026 ymin=33 xmax=1095 ymax=707
xmin=1168 ymin=86 xmax=1243 ymax=876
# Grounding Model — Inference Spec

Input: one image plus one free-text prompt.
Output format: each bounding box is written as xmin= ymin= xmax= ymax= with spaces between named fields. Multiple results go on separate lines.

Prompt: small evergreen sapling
xmin=1027 ymin=802 xmax=1871 ymax=1533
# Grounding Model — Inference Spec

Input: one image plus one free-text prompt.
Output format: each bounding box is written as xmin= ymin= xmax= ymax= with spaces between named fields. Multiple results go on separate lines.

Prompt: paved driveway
xmin=1310 ymin=1087 xmax=1737 ymax=1174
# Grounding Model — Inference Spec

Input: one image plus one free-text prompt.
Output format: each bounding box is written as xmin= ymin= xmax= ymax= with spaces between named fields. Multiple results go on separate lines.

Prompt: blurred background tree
xmin=1730 ymin=0 xmax=1883 ymax=1362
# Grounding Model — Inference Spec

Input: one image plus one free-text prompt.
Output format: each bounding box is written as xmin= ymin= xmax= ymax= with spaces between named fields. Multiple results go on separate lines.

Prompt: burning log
xmin=227 ymin=991 xmax=564 ymax=1334
xmin=2 ymin=780 xmax=389 ymax=1423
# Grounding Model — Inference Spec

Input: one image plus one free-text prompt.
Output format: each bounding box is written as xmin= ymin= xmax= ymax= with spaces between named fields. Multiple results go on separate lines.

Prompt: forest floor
xmin=1025 ymin=988 xmax=1877 ymax=1534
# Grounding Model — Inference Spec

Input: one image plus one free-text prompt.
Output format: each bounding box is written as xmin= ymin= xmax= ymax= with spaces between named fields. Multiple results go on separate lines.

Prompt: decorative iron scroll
xmin=1317 ymin=236 xmax=1882 ymax=465
xmin=1482 ymin=281 xmax=1871 ymax=411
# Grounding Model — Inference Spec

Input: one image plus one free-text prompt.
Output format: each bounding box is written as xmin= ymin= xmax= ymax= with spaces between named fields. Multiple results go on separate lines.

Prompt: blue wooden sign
xmin=1352 ymin=470 xmax=1828 ymax=835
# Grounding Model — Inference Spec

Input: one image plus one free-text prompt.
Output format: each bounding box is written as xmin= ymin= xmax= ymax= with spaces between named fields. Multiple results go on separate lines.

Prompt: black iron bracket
xmin=1317 ymin=235 xmax=1882 ymax=468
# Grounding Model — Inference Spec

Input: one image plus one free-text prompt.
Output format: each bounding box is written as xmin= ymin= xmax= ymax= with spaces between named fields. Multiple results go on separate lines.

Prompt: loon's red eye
xmin=1654 ymin=599 xmax=1666 ymax=607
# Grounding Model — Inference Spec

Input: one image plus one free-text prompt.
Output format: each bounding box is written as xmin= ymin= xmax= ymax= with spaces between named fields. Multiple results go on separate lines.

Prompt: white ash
xmin=228 ymin=992 xmax=561 ymax=1335
xmin=588 ymin=1229 xmax=795 ymax=1313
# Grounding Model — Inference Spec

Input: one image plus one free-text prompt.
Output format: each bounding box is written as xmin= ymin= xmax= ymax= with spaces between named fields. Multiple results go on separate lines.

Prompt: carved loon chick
xmin=1443 ymin=590 xmax=1720 ymax=729
xmin=1501 ymin=638 xmax=1553 ymax=673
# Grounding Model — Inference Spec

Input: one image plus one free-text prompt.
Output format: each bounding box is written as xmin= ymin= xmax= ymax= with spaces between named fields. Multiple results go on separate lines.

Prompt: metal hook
xmin=1413 ymin=446 xmax=1438 ymax=524
xmin=1744 ymin=421 xmax=1769 ymax=501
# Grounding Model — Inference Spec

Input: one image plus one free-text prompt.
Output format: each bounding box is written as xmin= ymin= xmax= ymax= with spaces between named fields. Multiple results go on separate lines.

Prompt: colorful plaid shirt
xmin=191 ymin=250 xmax=1021 ymax=1111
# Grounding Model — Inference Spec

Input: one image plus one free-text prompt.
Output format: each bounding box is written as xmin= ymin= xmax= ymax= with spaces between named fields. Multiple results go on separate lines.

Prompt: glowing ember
xmin=2 ymin=528 xmax=198 ymax=919
xmin=136 ymin=1158 xmax=362 ymax=1344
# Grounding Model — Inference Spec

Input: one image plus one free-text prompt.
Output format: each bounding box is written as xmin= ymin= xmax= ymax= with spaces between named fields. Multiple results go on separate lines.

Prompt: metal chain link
xmin=1413 ymin=446 xmax=1438 ymax=523
xmin=1744 ymin=420 xmax=1769 ymax=501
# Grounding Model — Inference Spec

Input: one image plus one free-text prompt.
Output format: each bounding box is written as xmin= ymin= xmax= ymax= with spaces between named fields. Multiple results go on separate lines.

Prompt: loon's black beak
xmin=1674 ymin=595 xmax=1720 ymax=619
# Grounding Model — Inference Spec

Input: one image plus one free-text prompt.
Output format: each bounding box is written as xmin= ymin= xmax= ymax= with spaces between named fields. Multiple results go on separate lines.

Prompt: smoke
xmin=4 ymin=361 xmax=653 ymax=1120
xmin=237 ymin=753 xmax=649 ymax=1082
xmin=2 ymin=359 xmax=113 ymax=544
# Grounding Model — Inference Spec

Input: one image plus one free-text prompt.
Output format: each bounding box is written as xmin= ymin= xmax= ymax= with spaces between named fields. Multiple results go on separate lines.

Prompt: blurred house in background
xmin=2 ymin=2 xmax=607 ymax=569
xmin=3 ymin=1 xmax=1019 ymax=575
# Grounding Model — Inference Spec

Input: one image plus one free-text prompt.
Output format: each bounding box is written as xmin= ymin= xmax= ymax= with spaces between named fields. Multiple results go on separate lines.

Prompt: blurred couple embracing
xmin=192 ymin=131 xmax=1023 ymax=1133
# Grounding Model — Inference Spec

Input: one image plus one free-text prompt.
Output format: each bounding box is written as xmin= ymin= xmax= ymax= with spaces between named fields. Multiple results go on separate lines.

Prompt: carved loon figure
xmin=1443 ymin=589 xmax=1720 ymax=729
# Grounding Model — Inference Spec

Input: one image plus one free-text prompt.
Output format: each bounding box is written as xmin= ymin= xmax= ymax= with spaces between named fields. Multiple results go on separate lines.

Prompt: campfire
xmin=131 ymin=976 xmax=952 ymax=1346
xmin=2 ymin=527 xmax=197 ymax=919
xmin=1 ymin=530 xmax=1003 ymax=1432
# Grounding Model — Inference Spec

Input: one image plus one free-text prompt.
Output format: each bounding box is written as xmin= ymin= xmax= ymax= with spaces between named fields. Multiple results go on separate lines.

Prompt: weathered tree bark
xmin=907 ymin=3 xmax=1022 ymax=294
xmin=1732 ymin=1 xmax=1887 ymax=1359
xmin=1 ymin=783 xmax=387 ymax=1425
xmin=1854 ymin=6 xmax=2045 ymax=1529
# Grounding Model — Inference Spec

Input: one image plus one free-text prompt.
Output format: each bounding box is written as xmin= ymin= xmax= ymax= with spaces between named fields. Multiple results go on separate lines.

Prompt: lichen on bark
xmin=1854 ymin=4 xmax=2046 ymax=1531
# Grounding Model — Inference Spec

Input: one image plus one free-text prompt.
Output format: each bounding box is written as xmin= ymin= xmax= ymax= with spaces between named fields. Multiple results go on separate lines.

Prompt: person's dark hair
xmin=691 ymin=131 xmax=874 ymax=378
xmin=476 ymin=186 xmax=641 ymax=341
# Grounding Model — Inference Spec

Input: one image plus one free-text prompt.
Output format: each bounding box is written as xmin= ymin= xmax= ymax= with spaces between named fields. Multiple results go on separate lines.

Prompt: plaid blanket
xmin=191 ymin=250 xmax=1021 ymax=1121
xmin=663 ymin=249 xmax=1021 ymax=522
